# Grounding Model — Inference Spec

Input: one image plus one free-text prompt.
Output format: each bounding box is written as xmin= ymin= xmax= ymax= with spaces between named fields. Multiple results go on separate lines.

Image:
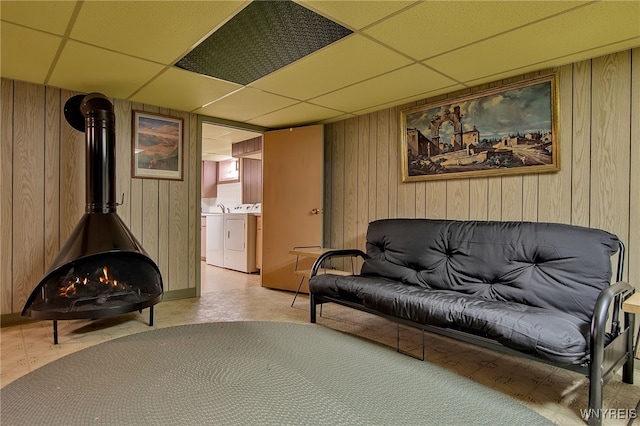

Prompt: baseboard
xmin=0 ymin=313 xmax=35 ymax=328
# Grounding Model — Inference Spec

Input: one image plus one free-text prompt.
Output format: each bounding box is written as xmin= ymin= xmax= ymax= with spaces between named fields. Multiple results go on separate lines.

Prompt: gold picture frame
xmin=132 ymin=110 xmax=184 ymax=181
xmin=400 ymin=74 xmax=559 ymax=182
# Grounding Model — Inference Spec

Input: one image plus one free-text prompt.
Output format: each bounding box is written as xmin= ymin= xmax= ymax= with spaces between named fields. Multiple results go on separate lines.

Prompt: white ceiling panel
xmin=196 ymin=87 xmax=300 ymax=122
xmin=1 ymin=0 xmax=78 ymax=36
xmin=310 ymin=64 xmax=460 ymax=113
xmin=363 ymin=1 xmax=589 ymax=61
xmin=70 ymin=1 xmax=248 ymax=64
xmin=246 ymin=102 xmax=344 ymax=128
xmin=251 ymin=34 xmax=413 ymax=100
xmin=49 ymin=41 xmax=165 ymax=99
xmin=1 ymin=24 xmax=62 ymax=84
xmin=130 ymin=67 xmax=241 ymax=112
xmin=297 ymin=0 xmax=416 ymax=30
xmin=425 ymin=1 xmax=640 ymax=83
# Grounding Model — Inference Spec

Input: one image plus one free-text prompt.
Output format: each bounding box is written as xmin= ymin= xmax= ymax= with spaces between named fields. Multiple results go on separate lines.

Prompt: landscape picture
xmin=132 ymin=111 xmax=183 ymax=180
xmin=400 ymin=74 xmax=559 ymax=182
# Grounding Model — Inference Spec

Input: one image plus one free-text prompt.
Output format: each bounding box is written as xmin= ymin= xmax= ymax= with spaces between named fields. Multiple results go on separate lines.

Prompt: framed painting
xmin=132 ymin=110 xmax=184 ymax=180
xmin=400 ymin=74 xmax=559 ymax=182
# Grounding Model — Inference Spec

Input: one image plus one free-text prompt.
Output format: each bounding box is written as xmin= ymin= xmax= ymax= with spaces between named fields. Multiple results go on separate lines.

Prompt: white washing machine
xmin=205 ymin=213 xmax=224 ymax=267
xmin=223 ymin=204 xmax=258 ymax=273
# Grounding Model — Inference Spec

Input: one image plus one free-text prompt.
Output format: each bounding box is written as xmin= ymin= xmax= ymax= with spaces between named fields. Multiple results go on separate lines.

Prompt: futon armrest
xmin=590 ymin=281 xmax=634 ymax=351
xmin=310 ymin=249 xmax=368 ymax=278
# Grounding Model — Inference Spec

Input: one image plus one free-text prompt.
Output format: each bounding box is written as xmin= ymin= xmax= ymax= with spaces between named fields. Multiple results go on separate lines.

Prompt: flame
xmin=58 ymin=266 xmax=124 ymax=297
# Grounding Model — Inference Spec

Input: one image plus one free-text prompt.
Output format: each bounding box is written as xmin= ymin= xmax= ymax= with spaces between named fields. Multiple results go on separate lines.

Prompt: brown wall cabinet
xmin=242 ymin=158 xmax=262 ymax=204
xmin=201 ymin=161 xmax=217 ymax=197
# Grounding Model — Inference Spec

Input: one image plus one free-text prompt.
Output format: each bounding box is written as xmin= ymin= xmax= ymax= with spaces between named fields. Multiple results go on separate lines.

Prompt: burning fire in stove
xmin=58 ymin=266 xmax=132 ymax=299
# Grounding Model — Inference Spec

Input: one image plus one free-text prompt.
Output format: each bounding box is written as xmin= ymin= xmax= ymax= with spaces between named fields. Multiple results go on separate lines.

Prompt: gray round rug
xmin=1 ymin=321 xmax=551 ymax=425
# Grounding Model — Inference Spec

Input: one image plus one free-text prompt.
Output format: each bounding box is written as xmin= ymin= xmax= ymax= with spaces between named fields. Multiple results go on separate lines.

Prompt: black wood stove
xmin=22 ymin=93 xmax=163 ymax=343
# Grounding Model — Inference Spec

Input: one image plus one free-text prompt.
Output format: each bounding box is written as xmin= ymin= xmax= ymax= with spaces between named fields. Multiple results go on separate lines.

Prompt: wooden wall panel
xmin=356 ymin=114 xmax=370 ymax=270
xmin=323 ymin=48 xmax=639 ymax=295
xmin=44 ymin=88 xmax=60 ymax=268
xmin=486 ymin=177 xmax=502 ymax=220
xmin=1 ymin=79 xmax=14 ymax=313
xmin=323 ymin=123 xmax=333 ymax=248
xmin=1 ymin=82 xmax=199 ymax=315
xmin=500 ymin=176 xmax=522 ymax=221
xmin=188 ymin=113 xmax=199 ymax=291
xmin=375 ymin=110 xmax=390 ymax=220
xmin=447 ymin=180 xmax=469 ymax=220
xmin=388 ymin=108 xmax=398 ymax=219
xmin=330 ymin=121 xmax=345 ymax=251
xmin=538 ymin=65 xmax=572 ymax=224
xmin=114 ymin=99 xmax=132 ymax=227
xmin=168 ymin=110 xmax=190 ymax=291
xmin=468 ymin=178 xmax=488 ymax=221
xmin=12 ymin=82 xmax=45 ymax=310
xmin=590 ymin=52 xmax=631 ymax=279
xmin=59 ymin=89 xmax=85 ymax=243
xmin=571 ymin=60 xmax=592 ymax=227
xmin=425 ymin=181 xmax=446 ymax=219
xmin=629 ymin=48 xmax=640 ymax=290
xmin=367 ymin=113 xmax=378 ymax=225
xmin=344 ymin=117 xmax=358 ymax=250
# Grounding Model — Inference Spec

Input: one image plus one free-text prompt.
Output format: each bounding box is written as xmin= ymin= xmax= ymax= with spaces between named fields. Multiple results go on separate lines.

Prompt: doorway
xmin=199 ymin=119 xmax=263 ymax=295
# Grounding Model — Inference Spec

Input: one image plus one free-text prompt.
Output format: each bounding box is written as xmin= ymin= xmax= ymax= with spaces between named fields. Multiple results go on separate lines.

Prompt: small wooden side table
xmin=623 ymin=293 xmax=640 ymax=315
xmin=623 ymin=293 xmax=640 ymax=358
xmin=622 ymin=292 xmax=640 ymax=419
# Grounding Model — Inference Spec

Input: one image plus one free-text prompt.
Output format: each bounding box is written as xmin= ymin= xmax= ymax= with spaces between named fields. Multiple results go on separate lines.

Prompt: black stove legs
xmin=50 ymin=306 xmax=155 ymax=345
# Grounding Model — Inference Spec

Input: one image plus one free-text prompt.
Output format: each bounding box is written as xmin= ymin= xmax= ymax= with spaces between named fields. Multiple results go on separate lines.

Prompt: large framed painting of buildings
xmin=400 ymin=74 xmax=559 ymax=182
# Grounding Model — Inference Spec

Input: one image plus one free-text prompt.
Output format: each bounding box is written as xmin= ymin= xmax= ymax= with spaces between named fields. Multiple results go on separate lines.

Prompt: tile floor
xmin=2 ymin=263 xmax=639 ymax=425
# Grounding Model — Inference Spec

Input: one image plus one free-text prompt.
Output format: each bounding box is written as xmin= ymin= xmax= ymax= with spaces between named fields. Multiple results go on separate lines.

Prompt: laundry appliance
xmin=205 ymin=213 xmax=224 ymax=268
xmin=223 ymin=204 xmax=259 ymax=273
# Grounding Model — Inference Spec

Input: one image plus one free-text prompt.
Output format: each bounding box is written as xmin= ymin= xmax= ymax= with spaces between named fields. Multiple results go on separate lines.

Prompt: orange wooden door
xmin=261 ymin=125 xmax=323 ymax=292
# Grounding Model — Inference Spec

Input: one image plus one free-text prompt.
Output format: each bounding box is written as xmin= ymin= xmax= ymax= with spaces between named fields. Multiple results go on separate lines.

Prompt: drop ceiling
xmin=2 ymin=0 xmax=639 ymax=132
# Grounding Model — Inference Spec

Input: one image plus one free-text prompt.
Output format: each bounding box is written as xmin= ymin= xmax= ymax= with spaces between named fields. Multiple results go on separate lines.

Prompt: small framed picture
xmin=132 ymin=110 xmax=183 ymax=180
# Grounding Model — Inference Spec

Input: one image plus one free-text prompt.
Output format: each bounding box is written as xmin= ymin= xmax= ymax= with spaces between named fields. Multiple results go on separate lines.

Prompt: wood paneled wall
xmin=323 ymin=49 xmax=640 ymax=289
xmin=1 ymin=80 xmax=200 ymax=315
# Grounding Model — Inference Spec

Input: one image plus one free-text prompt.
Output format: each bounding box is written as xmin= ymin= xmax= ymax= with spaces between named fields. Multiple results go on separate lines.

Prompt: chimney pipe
xmin=65 ymin=93 xmax=117 ymax=213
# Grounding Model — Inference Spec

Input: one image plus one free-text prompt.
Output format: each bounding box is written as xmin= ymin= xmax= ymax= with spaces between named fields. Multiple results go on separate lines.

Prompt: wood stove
xmin=22 ymin=93 xmax=163 ymax=343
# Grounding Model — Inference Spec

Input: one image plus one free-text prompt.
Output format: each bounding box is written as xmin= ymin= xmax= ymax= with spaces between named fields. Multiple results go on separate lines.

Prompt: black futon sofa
xmin=309 ymin=219 xmax=635 ymax=426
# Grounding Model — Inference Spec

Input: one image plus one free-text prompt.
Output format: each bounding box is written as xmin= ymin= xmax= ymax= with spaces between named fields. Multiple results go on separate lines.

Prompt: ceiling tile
xmin=425 ymin=1 xmax=640 ymax=83
xmin=310 ymin=64 xmax=459 ymax=113
xmin=364 ymin=1 xmax=590 ymax=61
xmin=251 ymin=34 xmax=413 ymax=100
xmin=247 ymin=102 xmax=344 ymax=128
xmin=130 ymin=67 xmax=240 ymax=112
xmin=202 ymin=124 xmax=261 ymax=143
xmin=0 ymin=23 xmax=62 ymax=84
xmin=353 ymin=85 xmax=466 ymax=117
xmin=297 ymin=1 xmax=416 ymax=30
xmin=48 ymin=41 xmax=165 ymax=99
xmin=196 ymin=87 xmax=299 ymax=123
xmin=70 ymin=1 xmax=247 ymax=64
xmin=1 ymin=1 xmax=78 ymax=35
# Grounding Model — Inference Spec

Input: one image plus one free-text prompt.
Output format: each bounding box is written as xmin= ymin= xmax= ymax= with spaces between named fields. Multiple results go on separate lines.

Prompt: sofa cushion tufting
xmin=361 ymin=219 xmax=620 ymax=324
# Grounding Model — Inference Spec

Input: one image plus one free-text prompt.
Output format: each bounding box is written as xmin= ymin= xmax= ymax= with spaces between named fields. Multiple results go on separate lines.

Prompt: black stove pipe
xmin=65 ymin=93 xmax=117 ymax=214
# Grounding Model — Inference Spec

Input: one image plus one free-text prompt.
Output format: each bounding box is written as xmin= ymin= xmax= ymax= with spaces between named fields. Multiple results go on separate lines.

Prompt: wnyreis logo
xmin=580 ymin=408 xmax=637 ymax=421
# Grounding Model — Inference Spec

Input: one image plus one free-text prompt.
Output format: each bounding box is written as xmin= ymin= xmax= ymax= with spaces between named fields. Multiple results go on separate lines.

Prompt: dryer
xmin=223 ymin=204 xmax=258 ymax=273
